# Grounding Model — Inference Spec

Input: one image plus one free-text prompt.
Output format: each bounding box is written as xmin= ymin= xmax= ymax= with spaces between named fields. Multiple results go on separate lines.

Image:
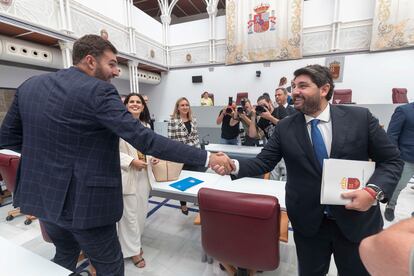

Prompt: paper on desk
xmin=321 ymin=159 xmax=375 ymax=205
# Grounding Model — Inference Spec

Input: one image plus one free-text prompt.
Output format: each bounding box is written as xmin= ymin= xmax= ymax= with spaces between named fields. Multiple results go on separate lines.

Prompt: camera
xmin=226 ymin=107 xmax=233 ymax=114
xmin=255 ymin=105 xmax=266 ymax=115
xmin=237 ymin=106 xmax=244 ymax=113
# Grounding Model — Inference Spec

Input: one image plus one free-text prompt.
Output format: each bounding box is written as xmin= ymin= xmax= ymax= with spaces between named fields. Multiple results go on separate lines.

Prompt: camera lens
xmin=237 ymin=107 xmax=243 ymax=113
xmin=226 ymin=107 xmax=233 ymax=114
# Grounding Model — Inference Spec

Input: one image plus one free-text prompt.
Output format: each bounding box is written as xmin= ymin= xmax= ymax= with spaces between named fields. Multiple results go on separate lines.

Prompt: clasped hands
xmin=208 ymin=152 xmax=235 ymax=175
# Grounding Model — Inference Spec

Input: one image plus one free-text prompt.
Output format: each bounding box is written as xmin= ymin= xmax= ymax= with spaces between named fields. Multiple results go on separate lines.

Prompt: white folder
xmin=321 ymin=159 xmax=375 ymax=205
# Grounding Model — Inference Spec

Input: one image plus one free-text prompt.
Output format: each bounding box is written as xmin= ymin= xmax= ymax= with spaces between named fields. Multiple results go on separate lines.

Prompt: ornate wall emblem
xmin=150 ymin=49 xmax=155 ymax=58
xmin=186 ymin=53 xmax=192 ymax=62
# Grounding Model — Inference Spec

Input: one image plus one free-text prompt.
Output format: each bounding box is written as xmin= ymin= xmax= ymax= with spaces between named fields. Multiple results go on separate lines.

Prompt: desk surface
xmin=0 ymin=237 xmax=71 ymax=276
xmin=205 ymin=143 xmax=262 ymax=156
xmin=149 ymin=170 xmax=286 ymax=209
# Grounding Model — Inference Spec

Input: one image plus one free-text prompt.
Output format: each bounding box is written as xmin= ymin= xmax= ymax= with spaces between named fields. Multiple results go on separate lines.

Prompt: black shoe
xmin=181 ymin=207 xmax=189 ymax=216
xmin=384 ymin=207 xmax=395 ymax=221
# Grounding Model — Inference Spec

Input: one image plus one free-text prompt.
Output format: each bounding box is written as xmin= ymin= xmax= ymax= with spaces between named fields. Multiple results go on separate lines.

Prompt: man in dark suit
xmin=384 ymin=102 xmax=414 ymax=221
xmin=215 ymin=65 xmax=403 ymax=275
xmin=275 ymin=87 xmax=296 ymax=117
xmin=0 ymin=35 xmax=233 ymax=275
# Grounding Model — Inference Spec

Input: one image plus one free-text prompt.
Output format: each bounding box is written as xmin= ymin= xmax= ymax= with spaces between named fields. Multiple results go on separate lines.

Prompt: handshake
xmin=208 ymin=152 xmax=236 ymax=175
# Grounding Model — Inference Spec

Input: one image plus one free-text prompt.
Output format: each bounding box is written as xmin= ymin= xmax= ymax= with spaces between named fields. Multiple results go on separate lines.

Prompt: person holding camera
xmin=237 ymin=98 xmax=262 ymax=146
xmin=248 ymin=95 xmax=286 ymax=140
xmin=216 ymin=101 xmax=240 ymax=145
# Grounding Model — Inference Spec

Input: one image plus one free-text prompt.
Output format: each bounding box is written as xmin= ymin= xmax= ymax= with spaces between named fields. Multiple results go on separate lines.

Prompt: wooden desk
xmin=0 ymin=237 xmax=71 ymax=276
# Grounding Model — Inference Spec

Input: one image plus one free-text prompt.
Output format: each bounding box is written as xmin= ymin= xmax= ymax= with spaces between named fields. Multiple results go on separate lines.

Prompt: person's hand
xmin=150 ymin=157 xmax=159 ymax=165
xmin=251 ymin=107 xmax=257 ymax=118
xmin=342 ymin=189 xmax=376 ymax=211
xmin=208 ymin=152 xmax=235 ymax=175
xmin=259 ymin=107 xmax=272 ymax=120
xmin=131 ymin=159 xmax=147 ymax=171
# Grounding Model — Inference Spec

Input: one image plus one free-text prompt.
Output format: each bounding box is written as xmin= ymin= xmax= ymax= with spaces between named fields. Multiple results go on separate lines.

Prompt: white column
xmin=58 ymin=0 xmax=68 ymax=31
xmin=58 ymin=41 xmax=72 ymax=68
xmin=125 ymin=0 xmax=136 ymax=55
xmin=160 ymin=14 xmax=171 ymax=66
xmin=128 ymin=61 xmax=139 ymax=93
xmin=330 ymin=0 xmax=340 ymax=52
xmin=64 ymin=0 xmax=73 ymax=33
xmin=207 ymin=4 xmax=218 ymax=63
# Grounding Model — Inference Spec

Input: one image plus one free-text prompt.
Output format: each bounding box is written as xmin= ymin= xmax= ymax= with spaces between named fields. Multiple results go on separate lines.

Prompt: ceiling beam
xmin=188 ymin=0 xmax=202 ymax=13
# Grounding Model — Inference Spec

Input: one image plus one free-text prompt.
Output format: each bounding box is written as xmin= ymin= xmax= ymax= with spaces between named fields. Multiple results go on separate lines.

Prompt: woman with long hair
xmin=118 ymin=93 xmax=158 ymax=268
xmin=168 ymin=97 xmax=202 ymax=215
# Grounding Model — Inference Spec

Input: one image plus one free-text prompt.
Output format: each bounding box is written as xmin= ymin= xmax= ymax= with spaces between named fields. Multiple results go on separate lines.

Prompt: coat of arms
xmin=248 ymin=3 xmax=276 ymax=34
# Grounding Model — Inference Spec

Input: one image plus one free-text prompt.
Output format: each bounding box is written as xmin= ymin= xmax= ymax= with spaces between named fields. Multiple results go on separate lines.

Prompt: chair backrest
xmin=392 ymin=88 xmax=408 ymax=104
xmin=198 ymin=188 xmax=280 ymax=271
xmin=208 ymin=93 xmax=214 ymax=105
xmin=0 ymin=153 xmax=20 ymax=192
xmin=332 ymin=89 xmax=352 ymax=104
xmin=236 ymin=92 xmax=248 ymax=105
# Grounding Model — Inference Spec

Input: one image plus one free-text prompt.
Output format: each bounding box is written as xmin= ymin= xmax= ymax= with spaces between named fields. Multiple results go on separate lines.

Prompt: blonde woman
xmin=168 ymin=97 xmax=202 ymax=215
xmin=118 ymin=93 xmax=159 ymax=268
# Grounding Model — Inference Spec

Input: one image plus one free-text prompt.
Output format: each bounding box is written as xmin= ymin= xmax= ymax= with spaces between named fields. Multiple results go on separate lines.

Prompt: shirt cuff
xmin=232 ymin=159 xmax=240 ymax=175
xmin=204 ymin=151 xmax=210 ymax=167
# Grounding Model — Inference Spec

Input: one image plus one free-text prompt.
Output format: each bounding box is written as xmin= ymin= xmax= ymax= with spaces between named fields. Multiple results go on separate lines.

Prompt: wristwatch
xmin=366 ymin=184 xmax=385 ymax=201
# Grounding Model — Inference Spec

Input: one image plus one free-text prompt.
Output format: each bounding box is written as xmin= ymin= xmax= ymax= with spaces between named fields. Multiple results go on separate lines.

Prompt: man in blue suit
xmin=214 ymin=65 xmax=403 ymax=275
xmin=384 ymin=102 xmax=414 ymax=221
xmin=0 ymin=35 xmax=233 ymax=275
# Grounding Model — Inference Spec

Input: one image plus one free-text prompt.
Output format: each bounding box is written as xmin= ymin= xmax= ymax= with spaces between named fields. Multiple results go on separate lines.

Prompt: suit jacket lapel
xmin=330 ymin=105 xmax=348 ymax=158
xmin=294 ymin=114 xmax=321 ymax=172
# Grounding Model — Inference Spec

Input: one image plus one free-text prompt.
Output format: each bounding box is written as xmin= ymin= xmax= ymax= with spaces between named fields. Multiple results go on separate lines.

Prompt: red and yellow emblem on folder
xmin=340 ymin=177 xmax=361 ymax=190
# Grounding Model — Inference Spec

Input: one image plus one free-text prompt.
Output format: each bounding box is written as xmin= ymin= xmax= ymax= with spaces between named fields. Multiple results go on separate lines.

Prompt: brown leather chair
xmin=332 ymin=89 xmax=352 ymax=104
xmin=236 ymin=92 xmax=248 ymax=105
xmin=392 ymin=88 xmax=408 ymax=103
xmin=198 ymin=188 xmax=280 ymax=275
xmin=0 ymin=153 xmax=36 ymax=225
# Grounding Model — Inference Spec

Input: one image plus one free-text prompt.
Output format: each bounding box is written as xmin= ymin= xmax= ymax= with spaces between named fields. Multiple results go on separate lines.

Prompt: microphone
xmin=201 ymin=134 xmax=210 ymax=150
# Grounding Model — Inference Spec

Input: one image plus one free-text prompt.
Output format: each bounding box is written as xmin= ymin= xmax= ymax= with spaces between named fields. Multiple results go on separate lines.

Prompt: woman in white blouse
xmin=118 ymin=93 xmax=158 ymax=268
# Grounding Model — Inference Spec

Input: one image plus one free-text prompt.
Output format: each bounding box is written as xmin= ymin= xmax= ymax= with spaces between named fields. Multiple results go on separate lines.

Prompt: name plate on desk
xmin=170 ymin=177 xmax=204 ymax=191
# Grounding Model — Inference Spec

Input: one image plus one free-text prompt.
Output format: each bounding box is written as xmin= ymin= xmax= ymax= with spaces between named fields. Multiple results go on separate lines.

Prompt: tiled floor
xmin=1 ymin=182 xmax=413 ymax=276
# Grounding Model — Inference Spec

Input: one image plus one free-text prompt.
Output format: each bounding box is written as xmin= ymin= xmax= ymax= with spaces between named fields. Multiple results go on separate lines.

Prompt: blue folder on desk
xmin=169 ymin=177 xmax=204 ymax=191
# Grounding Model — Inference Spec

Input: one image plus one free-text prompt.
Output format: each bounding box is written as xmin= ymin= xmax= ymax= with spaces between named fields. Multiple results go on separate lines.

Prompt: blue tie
xmin=311 ymin=119 xmax=333 ymax=218
xmin=310 ymin=119 xmax=328 ymax=168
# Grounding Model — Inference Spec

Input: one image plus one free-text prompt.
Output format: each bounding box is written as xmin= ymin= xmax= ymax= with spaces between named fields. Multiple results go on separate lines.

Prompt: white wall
xmin=170 ymin=18 xmax=210 ymax=45
xmin=72 ymin=0 xmax=127 ymax=25
xmin=140 ymin=49 xmax=414 ymax=121
xmin=131 ymin=6 xmax=163 ymax=43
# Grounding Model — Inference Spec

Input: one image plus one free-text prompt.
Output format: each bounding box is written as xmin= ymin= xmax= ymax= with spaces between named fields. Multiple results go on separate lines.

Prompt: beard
xmin=94 ymin=64 xmax=111 ymax=82
xmin=293 ymin=93 xmax=321 ymax=115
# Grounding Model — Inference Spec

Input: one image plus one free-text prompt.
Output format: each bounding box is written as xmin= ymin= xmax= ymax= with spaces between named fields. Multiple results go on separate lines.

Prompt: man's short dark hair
xmin=293 ymin=64 xmax=335 ymax=101
xmin=72 ymin=34 xmax=118 ymax=65
xmin=276 ymin=87 xmax=288 ymax=95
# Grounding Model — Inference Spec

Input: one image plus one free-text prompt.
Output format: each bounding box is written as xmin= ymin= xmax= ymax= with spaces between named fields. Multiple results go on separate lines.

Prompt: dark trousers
xmin=41 ymin=220 xmax=124 ymax=276
xmin=293 ymin=217 xmax=369 ymax=276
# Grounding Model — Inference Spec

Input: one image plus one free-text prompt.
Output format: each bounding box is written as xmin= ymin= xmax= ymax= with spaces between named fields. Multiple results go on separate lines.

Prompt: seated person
xmin=200 ymin=91 xmax=214 ymax=106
